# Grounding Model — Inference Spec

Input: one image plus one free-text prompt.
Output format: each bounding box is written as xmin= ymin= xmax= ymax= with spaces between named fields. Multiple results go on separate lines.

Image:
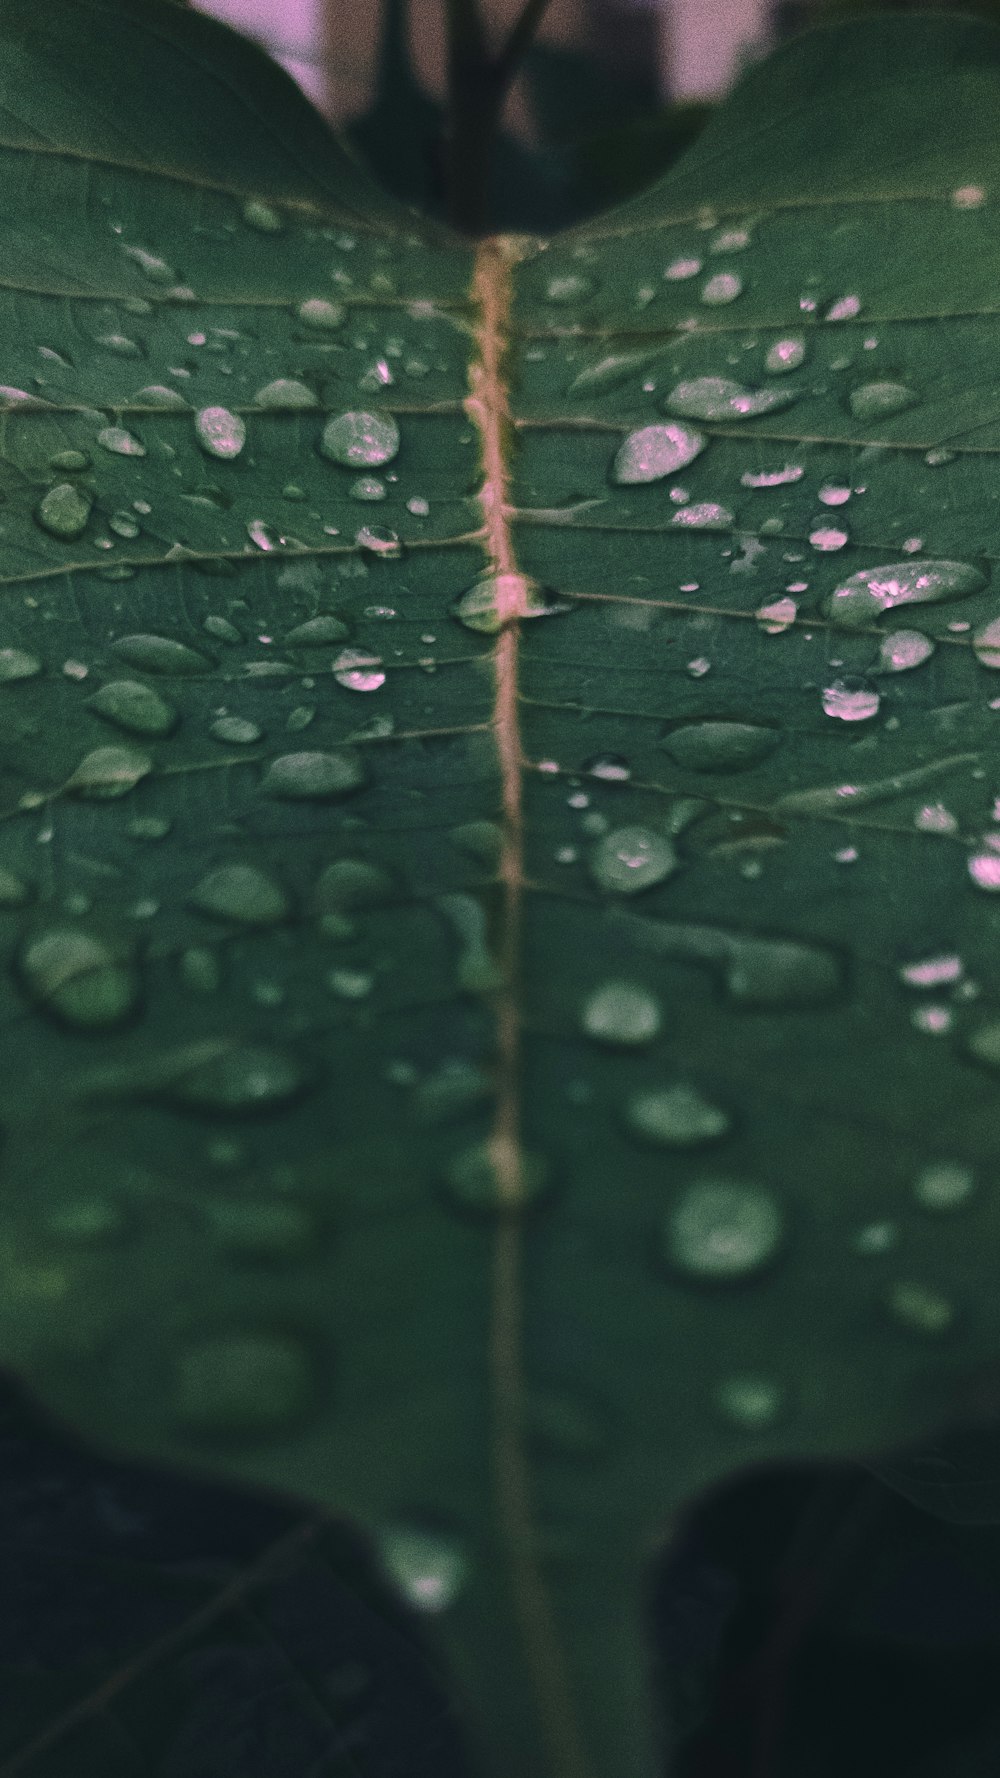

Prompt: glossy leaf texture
xmin=4 ymin=5 xmax=1000 ymax=1777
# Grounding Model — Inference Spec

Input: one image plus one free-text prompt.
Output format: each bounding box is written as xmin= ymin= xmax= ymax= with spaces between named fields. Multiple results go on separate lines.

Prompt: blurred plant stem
xmin=444 ymin=0 xmax=554 ymax=231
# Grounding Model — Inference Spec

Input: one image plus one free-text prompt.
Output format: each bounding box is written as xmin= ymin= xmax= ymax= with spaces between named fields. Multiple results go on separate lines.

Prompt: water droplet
xmin=972 ymin=616 xmax=1000 ymax=667
xmin=18 ymin=927 xmax=138 ymax=1027
xmin=664 ymin=256 xmax=702 ymax=280
xmin=96 ymin=425 xmax=145 ymax=458
xmin=545 ymin=273 xmax=595 ymax=304
xmin=36 ymin=482 xmax=92 ymax=539
xmin=664 ymin=1178 xmax=784 ymax=1282
xmin=261 ymin=748 xmax=366 ymax=800
xmin=583 ymin=753 xmax=629 ymax=781
xmin=151 ymin=1039 xmax=305 ymax=1114
xmin=297 ymin=297 xmax=345 ymax=329
xmin=443 ymin=1141 xmax=550 ymax=1214
xmin=877 ymin=629 xmax=935 ymax=672
xmin=701 ymin=272 xmax=743 ymax=305
xmin=321 ymin=410 xmax=399 ymax=468
xmin=253 ymin=377 xmax=318 ymax=410
xmin=821 ymin=678 xmax=880 ymax=722
xmin=333 ymin=647 xmax=385 ymax=692
xmin=925 ymin=447 xmax=956 ymax=466
xmin=195 ymin=405 xmax=246 ymax=460
xmin=109 ymin=510 xmax=140 ymax=540
xmin=625 ymin=1082 xmax=730 ymax=1146
xmin=953 ymin=184 xmax=986 ymax=208
xmin=913 ymin=1162 xmax=974 ymax=1213
xmin=715 ymin=1374 xmax=784 ymax=1429
xmin=825 ymin=294 xmax=861 ymax=321
xmin=0 ymin=648 xmax=41 ymax=682
xmin=664 ymin=376 xmax=797 ymax=421
xmin=407 ymin=494 xmax=430 ymax=516
xmin=686 ymin=656 xmax=711 ymax=677
xmin=314 ymin=859 xmax=393 ymax=917
xmin=451 ymin=573 xmax=565 ymax=634
xmin=612 ymin=422 xmax=706 ymax=484
xmin=86 ymin=679 xmax=177 ymax=737
xmin=67 ymin=744 xmax=152 ymax=798
xmin=581 ymin=980 xmax=661 ymax=1045
xmin=968 ymin=847 xmax=1000 ymax=890
xmin=755 ymin=596 xmax=796 ymax=634
xmin=121 ymin=244 xmax=175 ymax=283
xmin=49 ymin=449 xmax=90 ymax=472
xmin=180 ymin=946 xmax=221 ymax=993
xmin=885 ymin=1280 xmax=954 ymax=1335
xmin=209 ymin=715 xmax=262 ymax=745
xmin=284 ymin=615 xmax=350 ymax=646
xmin=809 ymin=524 xmax=849 ymax=551
xmin=134 ymin=383 xmax=188 ymax=410
xmin=765 ymin=337 xmax=806 ymax=373
xmin=672 ymin=502 xmax=734 ymax=530
xmin=113 ymin=634 xmax=210 ymax=674
xmin=242 ymin=198 xmax=284 ymax=232
xmin=662 ymin=721 xmax=778 ymax=771
xmin=915 ymin=801 xmax=958 ymax=834
xmin=826 ymin=559 xmax=984 ymax=627
xmin=0 ymin=866 xmax=30 ymax=905
xmin=191 ymin=862 xmax=290 ymax=925
xmin=741 ymin=464 xmax=804 ymax=487
xmin=589 ymin=825 xmax=677 ymax=894
xmin=327 ymin=966 xmax=373 ymax=999
xmin=376 ymin=1520 xmax=467 ymax=1612
xmin=171 ymin=1327 xmax=314 ymax=1437
xmin=350 ymin=475 xmax=386 ymax=502
xmin=848 ymin=381 xmax=917 ymax=420
xmin=818 ymin=483 xmax=851 ymax=507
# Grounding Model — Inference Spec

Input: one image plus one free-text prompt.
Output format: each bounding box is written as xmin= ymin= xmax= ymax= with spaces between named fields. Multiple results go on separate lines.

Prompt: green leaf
xmin=5 ymin=4 xmax=1000 ymax=1775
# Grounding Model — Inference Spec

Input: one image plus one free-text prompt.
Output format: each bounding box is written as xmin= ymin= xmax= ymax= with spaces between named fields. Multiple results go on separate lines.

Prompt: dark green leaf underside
xmin=3 ymin=7 xmax=1000 ymax=1778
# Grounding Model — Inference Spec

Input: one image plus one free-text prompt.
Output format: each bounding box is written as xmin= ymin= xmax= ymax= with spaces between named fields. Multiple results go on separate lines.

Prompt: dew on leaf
xmin=809 ymin=524 xmax=849 ymax=551
xmin=451 ymin=573 xmax=565 ymax=633
xmin=915 ymin=802 xmax=958 ymax=834
xmin=297 ymin=297 xmax=345 ymax=329
xmin=96 ymin=425 xmax=145 ymax=457
xmin=821 ymin=678 xmax=880 ymax=722
xmin=171 ymin=1328 xmax=315 ymax=1438
xmin=121 ymin=244 xmax=175 ymax=283
xmin=190 ymin=863 xmax=290 ymax=925
xmin=715 ymin=1375 xmax=785 ymax=1429
xmin=254 ymin=378 xmax=318 ymax=409
xmin=407 ymin=494 xmax=430 ymax=516
xmin=544 ymin=273 xmax=595 ymax=304
xmin=327 ymin=967 xmax=373 ymax=999
xmin=972 ymin=616 xmax=1000 ymax=667
xmin=150 ymin=1039 xmax=305 ymax=1114
xmin=49 ymin=449 xmax=90 ymax=472
xmin=313 ymin=858 xmax=394 ymax=914
xmin=662 ymin=721 xmax=778 ymax=770
xmin=350 ymin=475 xmax=386 ymax=501
xmin=109 ymin=510 xmax=140 ymax=539
xmin=376 ymin=1521 xmax=468 ymax=1613
xmin=194 ymin=405 xmax=246 ymax=460
xmin=755 ymin=596 xmax=797 ymax=633
xmin=246 ymin=519 xmax=280 ymax=551
xmin=113 ymin=634 xmax=210 ymax=674
xmin=968 ymin=848 xmax=1000 ymax=890
xmin=284 ymin=615 xmax=350 ymax=646
xmin=356 ymin=524 xmax=402 ymax=557
xmin=209 ymin=715 xmax=263 ymax=745
xmin=818 ymin=482 xmax=851 ymax=506
xmin=589 ymin=825 xmax=677 ymax=894
xmin=663 ymin=1178 xmax=784 ymax=1282
xmin=36 ymin=482 xmax=92 ymax=539
xmin=900 ymin=954 xmax=963 ymax=988
xmin=672 ymin=502 xmax=734 ymax=529
xmin=180 ymin=946 xmax=221 ymax=993
xmin=885 ymin=1280 xmax=955 ymax=1336
xmin=611 ymin=422 xmax=706 ymax=484
xmin=701 ymin=272 xmax=743 ymax=305
xmin=333 ymin=647 xmax=385 ymax=691
xmin=443 ymin=1141 xmax=550 ymax=1214
xmin=18 ymin=928 xmax=138 ymax=1028
xmin=583 ymin=753 xmax=630 ymax=781
xmin=134 ymin=383 xmax=188 ymax=410
xmin=625 ymin=1082 xmax=730 ymax=1146
xmin=826 ymin=559 xmax=985 ymax=627
xmin=664 ymin=376 xmax=797 ymax=420
xmin=261 ymin=748 xmax=366 ymax=800
xmin=581 ymin=980 xmax=661 ymax=1045
xmin=741 ymin=464 xmax=804 ymax=487
xmin=67 ymin=744 xmax=152 ymax=799
xmin=913 ymin=1162 xmax=974 ymax=1213
xmin=848 ymin=381 xmax=918 ymax=420
xmin=877 ymin=629 xmax=935 ymax=672
xmin=321 ymin=410 xmax=399 ymax=467
xmin=0 ymin=648 xmax=42 ymax=682
xmin=86 ymin=680 xmax=177 ymax=737
xmin=825 ymin=294 xmax=861 ymax=321
xmin=567 ymin=349 xmax=656 ymax=395
xmin=765 ymin=337 xmax=806 ymax=373
xmin=664 ymin=256 xmax=702 ymax=280
xmin=0 ymin=867 xmax=30 ymax=906
xmin=242 ymin=198 xmax=284 ymax=231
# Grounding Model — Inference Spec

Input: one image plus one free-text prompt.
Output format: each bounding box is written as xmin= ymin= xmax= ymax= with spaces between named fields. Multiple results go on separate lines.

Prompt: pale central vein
xmin=465 ymin=236 xmax=593 ymax=1778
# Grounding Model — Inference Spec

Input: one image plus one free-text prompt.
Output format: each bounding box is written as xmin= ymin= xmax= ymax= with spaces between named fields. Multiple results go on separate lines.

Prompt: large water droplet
xmin=195 ymin=405 xmax=246 ymax=460
xmin=67 ymin=744 xmax=152 ymax=798
xmin=36 ymin=482 xmax=92 ymax=539
xmin=321 ymin=410 xmax=399 ymax=468
xmin=662 ymin=722 xmax=778 ymax=771
xmin=581 ymin=980 xmax=661 ymax=1045
xmin=113 ymin=633 xmax=211 ymax=674
xmin=451 ymin=573 xmax=564 ymax=634
xmin=171 ymin=1327 xmax=315 ymax=1437
xmin=18 ymin=928 xmax=138 ymax=1028
xmin=664 ymin=377 xmax=797 ymax=421
xmin=625 ymin=1082 xmax=730 ymax=1146
xmin=261 ymin=748 xmax=366 ymax=800
xmin=821 ymin=677 xmax=880 ymax=722
xmin=191 ymin=862 xmax=290 ymax=925
xmin=333 ymin=647 xmax=385 ymax=692
xmin=86 ymin=680 xmax=177 ymax=737
xmin=825 ymin=559 xmax=985 ymax=627
xmin=877 ymin=629 xmax=935 ymax=672
xmin=701 ymin=272 xmax=743 ymax=305
xmin=611 ymin=422 xmax=706 ymax=484
xmin=96 ymin=424 xmax=146 ymax=458
xmin=672 ymin=501 xmax=733 ymax=530
xmin=297 ymin=297 xmax=345 ymax=329
xmin=589 ymin=825 xmax=677 ymax=894
xmin=664 ymin=1178 xmax=784 ymax=1282
xmin=848 ymin=381 xmax=917 ymax=420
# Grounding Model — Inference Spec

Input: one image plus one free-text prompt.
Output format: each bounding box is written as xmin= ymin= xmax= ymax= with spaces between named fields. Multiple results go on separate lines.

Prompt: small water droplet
xmin=36 ymin=482 xmax=92 ymax=539
xmin=113 ymin=633 xmax=210 ymax=674
xmin=885 ymin=1279 xmax=954 ymax=1335
xmin=261 ymin=748 xmax=366 ymax=800
xmin=665 ymin=376 xmax=797 ymax=421
xmin=741 ymin=464 xmax=803 ymax=488
xmin=376 ymin=1520 xmax=468 ymax=1613
xmin=321 ymin=410 xmax=399 ymax=468
xmin=333 ymin=647 xmax=385 ymax=692
xmin=900 ymin=954 xmax=962 ymax=988
xmin=443 ymin=1141 xmax=550 ymax=1214
xmin=972 ymin=616 xmax=1000 ymax=667
xmin=589 ymin=824 xmax=677 ymax=894
xmin=953 ymin=184 xmax=986 ymax=208
xmin=121 ymin=244 xmax=175 ymax=283
xmin=755 ymin=596 xmax=796 ymax=634
xmin=662 ymin=721 xmax=778 ymax=771
xmin=0 ymin=648 xmax=42 ymax=682
xmin=915 ymin=802 xmax=957 ymax=833
xmin=582 ymin=753 xmax=630 ymax=781
xmin=18 ymin=927 xmax=138 ymax=1028
xmin=877 ymin=629 xmax=935 ymax=672
xmin=67 ymin=744 xmax=152 ymax=798
xmin=195 ymin=406 xmax=246 ymax=460
xmin=611 ymin=422 xmax=706 ymax=484
xmin=809 ymin=524 xmax=849 ymax=551
xmin=818 ymin=482 xmax=851 ymax=506
xmin=297 ymin=297 xmax=345 ymax=329
xmin=672 ymin=502 xmax=734 ymax=530
xmin=581 ymin=980 xmax=661 ymax=1045
xmin=451 ymin=573 xmax=565 ymax=633
xmin=350 ymin=475 xmax=386 ymax=502
xmin=191 ymin=862 xmax=290 ymax=925
xmin=625 ymin=1082 xmax=730 ymax=1146
xmin=242 ymin=198 xmax=284 ymax=232
xmin=254 ymin=377 xmax=317 ymax=409
xmin=664 ymin=256 xmax=702 ymax=280
xmin=96 ymin=425 xmax=146 ymax=457
xmin=968 ymin=847 xmax=1000 ymax=890
xmin=913 ymin=1162 xmax=974 ymax=1213
xmin=134 ymin=382 xmax=188 ymax=409
xmin=848 ymin=381 xmax=917 ymax=420
xmin=765 ymin=337 xmax=806 ymax=373
xmin=701 ymin=272 xmax=743 ymax=305
xmin=664 ymin=1178 xmax=784 ymax=1282
xmin=284 ymin=615 xmax=350 ymax=645
xmin=544 ymin=273 xmax=595 ymax=304
xmin=822 ymin=677 xmax=880 ymax=722
xmin=86 ymin=679 xmax=177 ymax=737
xmin=824 ymin=294 xmax=861 ymax=321
xmin=715 ymin=1374 xmax=784 ymax=1429
xmin=209 ymin=714 xmax=262 ymax=745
